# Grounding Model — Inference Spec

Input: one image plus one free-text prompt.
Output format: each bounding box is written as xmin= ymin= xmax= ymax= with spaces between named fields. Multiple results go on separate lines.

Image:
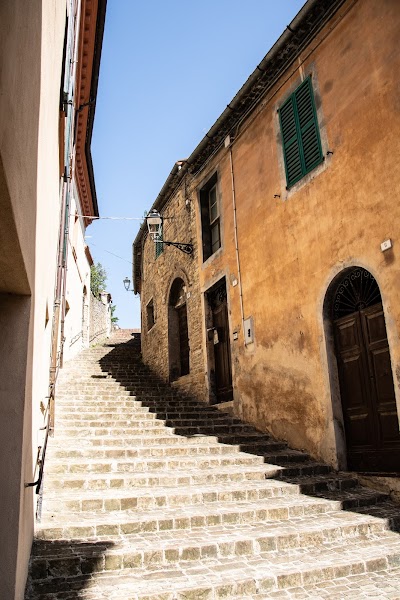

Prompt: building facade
xmin=134 ymin=0 xmax=400 ymax=475
xmin=0 ymin=1 xmax=106 ymax=597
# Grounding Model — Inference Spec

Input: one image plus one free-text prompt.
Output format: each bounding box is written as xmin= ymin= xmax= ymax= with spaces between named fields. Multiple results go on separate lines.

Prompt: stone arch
xmin=323 ymin=265 xmax=400 ymax=472
xmin=168 ymin=277 xmax=190 ymax=381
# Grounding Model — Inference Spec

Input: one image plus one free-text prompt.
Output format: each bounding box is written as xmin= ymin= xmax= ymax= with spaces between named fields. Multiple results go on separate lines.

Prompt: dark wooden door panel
xmin=361 ymin=304 xmax=400 ymax=455
xmin=177 ymin=305 xmax=189 ymax=376
xmin=340 ymin=354 xmax=369 ymax=410
xmin=334 ymin=302 xmax=400 ymax=471
xmin=212 ymin=295 xmax=233 ymax=404
xmin=363 ymin=308 xmax=387 ymax=345
xmin=371 ymin=347 xmax=395 ymax=405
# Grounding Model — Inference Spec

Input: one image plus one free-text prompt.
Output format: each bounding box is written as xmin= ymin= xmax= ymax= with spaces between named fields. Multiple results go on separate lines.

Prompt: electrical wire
xmin=89 ymin=242 xmax=133 ymax=264
xmin=78 ymin=215 xmax=144 ymax=220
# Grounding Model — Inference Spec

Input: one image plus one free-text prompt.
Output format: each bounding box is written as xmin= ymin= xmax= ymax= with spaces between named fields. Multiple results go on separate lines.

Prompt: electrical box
xmin=244 ymin=317 xmax=254 ymax=345
xmin=381 ymin=239 xmax=392 ymax=252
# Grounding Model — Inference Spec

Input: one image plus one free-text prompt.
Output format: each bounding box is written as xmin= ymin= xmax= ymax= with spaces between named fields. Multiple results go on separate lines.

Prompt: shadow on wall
xmin=25 ymin=539 xmax=115 ymax=598
xmin=98 ymin=335 xmax=400 ymax=535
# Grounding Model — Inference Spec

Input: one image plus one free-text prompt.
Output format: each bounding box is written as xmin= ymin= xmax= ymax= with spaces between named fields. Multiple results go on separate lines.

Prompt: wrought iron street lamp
xmin=146 ymin=210 xmax=193 ymax=255
xmin=123 ymin=277 xmax=134 ymax=292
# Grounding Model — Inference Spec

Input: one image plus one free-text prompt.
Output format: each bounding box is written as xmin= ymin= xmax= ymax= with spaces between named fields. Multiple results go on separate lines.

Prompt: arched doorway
xmin=168 ymin=278 xmax=189 ymax=381
xmin=328 ymin=267 xmax=400 ymax=472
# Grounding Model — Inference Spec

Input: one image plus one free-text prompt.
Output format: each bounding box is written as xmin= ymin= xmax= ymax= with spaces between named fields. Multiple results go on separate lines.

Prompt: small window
xmin=200 ymin=174 xmax=221 ymax=262
xmin=146 ymin=299 xmax=155 ymax=331
xmin=155 ymin=222 xmax=163 ymax=259
xmin=279 ymin=77 xmax=323 ymax=189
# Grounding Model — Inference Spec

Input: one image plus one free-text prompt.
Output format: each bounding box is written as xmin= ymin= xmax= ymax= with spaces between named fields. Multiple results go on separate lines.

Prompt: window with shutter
xmin=155 ymin=223 xmax=163 ymax=258
xmin=200 ymin=173 xmax=221 ymax=262
xmin=279 ymin=77 xmax=323 ymax=189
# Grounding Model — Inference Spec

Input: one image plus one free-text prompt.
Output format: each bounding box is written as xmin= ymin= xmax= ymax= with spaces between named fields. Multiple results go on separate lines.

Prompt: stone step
xmin=41 ymin=479 xmax=388 ymax=516
xmin=259 ymin=567 xmax=400 ymax=599
xmin=40 ymin=479 xmax=302 ymax=514
xmin=55 ymin=413 xmax=235 ymax=425
xmin=25 ymin=534 xmax=400 ymax=599
xmin=56 ymin=395 xmax=132 ymax=402
xmin=274 ymin=472 xmax=360 ymax=494
xmin=55 ymin=417 xmax=164 ymax=428
xmin=54 ymin=406 xmax=151 ymax=417
xmin=45 ymin=442 xmax=244 ymax=460
xmin=31 ymin=511 xmax=391 ymax=578
xmin=167 ymin=424 xmax=263 ymax=434
xmin=55 ymin=398 xmax=142 ymax=407
xmin=37 ymin=495 xmax=343 ymax=539
xmin=162 ymin=417 xmax=247 ymax=427
xmin=42 ymin=463 xmax=287 ymax=491
xmin=53 ymin=425 xmax=176 ymax=437
xmin=271 ymin=461 xmax=332 ymax=479
xmin=355 ymin=501 xmax=400 ymax=531
xmin=44 ymin=452 xmax=266 ymax=475
xmin=49 ymin=434 xmax=222 ymax=447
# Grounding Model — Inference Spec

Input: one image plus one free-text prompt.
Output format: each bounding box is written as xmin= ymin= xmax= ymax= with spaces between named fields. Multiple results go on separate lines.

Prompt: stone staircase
xmin=25 ymin=330 xmax=400 ymax=599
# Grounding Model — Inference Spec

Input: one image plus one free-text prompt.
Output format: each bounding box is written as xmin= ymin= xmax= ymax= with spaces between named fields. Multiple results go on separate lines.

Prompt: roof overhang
xmin=75 ymin=0 xmax=107 ymax=227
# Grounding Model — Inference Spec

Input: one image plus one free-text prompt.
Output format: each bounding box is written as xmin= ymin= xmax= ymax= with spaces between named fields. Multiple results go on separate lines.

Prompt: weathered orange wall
xmin=196 ymin=0 xmax=400 ymax=465
xmin=139 ymin=0 xmax=400 ymax=468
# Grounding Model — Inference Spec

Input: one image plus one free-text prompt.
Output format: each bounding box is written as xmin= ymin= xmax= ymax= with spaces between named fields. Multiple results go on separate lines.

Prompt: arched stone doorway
xmin=326 ymin=266 xmax=400 ymax=472
xmin=168 ymin=278 xmax=189 ymax=381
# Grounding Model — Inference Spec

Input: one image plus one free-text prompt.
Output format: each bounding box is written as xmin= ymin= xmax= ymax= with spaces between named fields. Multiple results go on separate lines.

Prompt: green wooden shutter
xmin=279 ymin=78 xmax=323 ymax=188
xmin=155 ymin=224 xmax=163 ymax=258
xmin=295 ymin=78 xmax=323 ymax=173
xmin=280 ymin=96 xmax=303 ymax=187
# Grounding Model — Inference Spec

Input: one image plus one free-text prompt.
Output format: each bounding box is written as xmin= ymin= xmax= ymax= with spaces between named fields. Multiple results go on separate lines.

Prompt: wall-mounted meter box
xmin=244 ymin=316 xmax=254 ymax=345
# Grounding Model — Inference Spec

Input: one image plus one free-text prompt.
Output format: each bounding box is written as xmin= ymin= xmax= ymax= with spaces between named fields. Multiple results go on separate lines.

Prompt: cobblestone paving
xmin=25 ymin=330 xmax=400 ymax=599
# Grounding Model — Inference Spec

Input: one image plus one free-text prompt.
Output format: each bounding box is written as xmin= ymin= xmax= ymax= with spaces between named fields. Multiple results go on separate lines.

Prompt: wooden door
xmin=334 ymin=303 xmax=400 ymax=471
xmin=177 ymin=304 xmax=189 ymax=376
xmin=212 ymin=295 xmax=233 ymax=404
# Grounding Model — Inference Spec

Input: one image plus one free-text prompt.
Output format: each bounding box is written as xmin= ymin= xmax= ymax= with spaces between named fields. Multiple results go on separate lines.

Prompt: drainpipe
xmin=49 ymin=174 xmax=68 ymax=430
xmin=59 ymin=184 xmax=71 ymax=369
xmin=228 ymin=144 xmax=245 ymax=344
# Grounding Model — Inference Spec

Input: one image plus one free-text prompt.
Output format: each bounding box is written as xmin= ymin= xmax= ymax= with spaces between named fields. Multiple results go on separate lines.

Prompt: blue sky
xmin=91 ymin=0 xmax=305 ymax=328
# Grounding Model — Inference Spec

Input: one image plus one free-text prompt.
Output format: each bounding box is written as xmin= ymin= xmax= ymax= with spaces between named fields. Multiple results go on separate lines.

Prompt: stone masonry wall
xmin=89 ymin=292 xmax=112 ymax=346
xmin=140 ymin=186 xmax=208 ymax=403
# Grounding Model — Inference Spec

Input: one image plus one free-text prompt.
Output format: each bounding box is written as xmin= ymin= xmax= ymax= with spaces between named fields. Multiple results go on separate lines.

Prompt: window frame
xmin=279 ymin=77 xmax=323 ymax=189
xmin=199 ymin=173 xmax=221 ymax=262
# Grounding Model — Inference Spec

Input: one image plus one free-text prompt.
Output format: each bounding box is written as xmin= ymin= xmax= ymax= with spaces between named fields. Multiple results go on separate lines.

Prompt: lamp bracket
xmin=162 ymin=241 xmax=193 ymax=255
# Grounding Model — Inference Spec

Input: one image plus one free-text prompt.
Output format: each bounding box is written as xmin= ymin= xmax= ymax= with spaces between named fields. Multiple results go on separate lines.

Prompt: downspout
xmin=59 ymin=183 xmax=71 ymax=368
xmin=228 ymin=144 xmax=245 ymax=343
xmin=49 ymin=173 xmax=68 ymax=431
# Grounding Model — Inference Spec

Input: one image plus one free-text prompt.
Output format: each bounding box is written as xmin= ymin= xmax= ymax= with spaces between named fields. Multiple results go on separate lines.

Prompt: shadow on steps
xmin=98 ymin=335 xmax=400 ymax=534
xmin=25 ymin=540 xmax=115 ymax=599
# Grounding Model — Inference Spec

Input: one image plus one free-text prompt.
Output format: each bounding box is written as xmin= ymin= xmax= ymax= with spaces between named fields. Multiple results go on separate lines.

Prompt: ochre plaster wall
xmin=196 ymin=0 xmax=400 ymax=466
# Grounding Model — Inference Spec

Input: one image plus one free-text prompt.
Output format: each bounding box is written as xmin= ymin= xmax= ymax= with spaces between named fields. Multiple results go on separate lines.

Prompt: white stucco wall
xmin=0 ymin=1 xmax=68 ymax=597
xmin=63 ymin=183 xmax=92 ymax=363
